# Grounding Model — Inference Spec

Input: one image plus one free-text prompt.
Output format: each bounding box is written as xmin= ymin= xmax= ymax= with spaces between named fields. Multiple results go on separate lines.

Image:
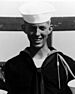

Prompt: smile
xmin=34 ymin=38 xmax=43 ymax=43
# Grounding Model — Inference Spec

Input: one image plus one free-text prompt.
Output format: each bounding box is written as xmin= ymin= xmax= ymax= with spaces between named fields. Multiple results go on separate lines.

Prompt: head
xmin=19 ymin=0 xmax=55 ymax=48
xmin=22 ymin=20 xmax=53 ymax=48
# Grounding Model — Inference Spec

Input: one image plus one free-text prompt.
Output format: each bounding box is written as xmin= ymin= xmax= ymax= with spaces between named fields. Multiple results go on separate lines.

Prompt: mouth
xmin=34 ymin=38 xmax=43 ymax=43
xmin=35 ymin=38 xmax=42 ymax=40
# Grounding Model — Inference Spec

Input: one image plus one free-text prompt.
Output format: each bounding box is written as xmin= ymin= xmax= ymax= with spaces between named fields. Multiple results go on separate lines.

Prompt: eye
xmin=39 ymin=26 xmax=46 ymax=31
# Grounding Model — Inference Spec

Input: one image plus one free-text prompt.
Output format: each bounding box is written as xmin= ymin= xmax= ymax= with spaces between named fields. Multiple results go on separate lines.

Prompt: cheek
xmin=41 ymin=33 xmax=48 ymax=39
xmin=41 ymin=30 xmax=49 ymax=36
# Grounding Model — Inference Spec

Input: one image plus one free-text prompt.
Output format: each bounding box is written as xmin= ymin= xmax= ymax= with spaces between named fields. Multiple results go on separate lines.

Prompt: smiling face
xmin=24 ymin=20 xmax=52 ymax=48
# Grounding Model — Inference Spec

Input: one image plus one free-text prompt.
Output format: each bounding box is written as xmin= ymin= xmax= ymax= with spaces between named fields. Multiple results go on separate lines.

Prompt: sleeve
xmin=4 ymin=60 xmax=22 ymax=94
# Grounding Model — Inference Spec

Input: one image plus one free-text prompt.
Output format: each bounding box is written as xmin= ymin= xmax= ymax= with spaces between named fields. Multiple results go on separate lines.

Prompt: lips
xmin=35 ymin=37 xmax=43 ymax=40
xmin=34 ymin=38 xmax=43 ymax=43
xmin=35 ymin=38 xmax=42 ymax=40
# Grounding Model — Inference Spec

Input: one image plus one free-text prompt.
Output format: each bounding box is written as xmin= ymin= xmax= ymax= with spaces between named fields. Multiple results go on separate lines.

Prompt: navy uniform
xmin=4 ymin=47 xmax=75 ymax=94
xmin=4 ymin=1 xmax=75 ymax=94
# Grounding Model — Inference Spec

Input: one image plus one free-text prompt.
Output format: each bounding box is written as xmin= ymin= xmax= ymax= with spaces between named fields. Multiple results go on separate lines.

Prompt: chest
xmin=18 ymin=54 xmax=69 ymax=90
xmin=33 ymin=56 xmax=47 ymax=68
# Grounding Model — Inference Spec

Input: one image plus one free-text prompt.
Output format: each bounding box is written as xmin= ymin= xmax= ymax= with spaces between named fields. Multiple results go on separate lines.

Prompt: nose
xmin=35 ymin=27 xmax=41 ymax=36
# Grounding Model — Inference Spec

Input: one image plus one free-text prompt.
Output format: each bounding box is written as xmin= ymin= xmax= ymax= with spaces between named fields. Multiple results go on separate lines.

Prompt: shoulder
xmin=50 ymin=46 xmax=75 ymax=62
xmin=57 ymin=51 xmax=75 ymax=62
xmin=50 ymin=47 xmax=75 ymax=65
xmin=4 ymin=51 xmax=29 ymax=71
xmin=57 ymin=51 xmax=75 ymax=73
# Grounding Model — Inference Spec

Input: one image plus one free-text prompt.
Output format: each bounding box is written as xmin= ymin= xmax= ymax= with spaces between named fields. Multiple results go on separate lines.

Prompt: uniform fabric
xmin=4 ymin=47 xmax=75 ymax=94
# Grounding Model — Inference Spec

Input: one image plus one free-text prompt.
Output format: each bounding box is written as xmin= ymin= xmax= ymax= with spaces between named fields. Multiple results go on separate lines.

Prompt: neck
xmin=37 ymin=45 xmax=50 ymax=58
xmin=31 ymin=43 xmax=51 ymax=59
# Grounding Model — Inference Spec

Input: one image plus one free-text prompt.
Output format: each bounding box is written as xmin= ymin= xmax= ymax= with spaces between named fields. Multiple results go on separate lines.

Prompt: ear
xmin=48 ymin=25 xmax=53 ymax=34
xmin=21 ymin=21 xmax=28 ymax=31
xmin=21 ymin=24 xmax=25 ymax=31
xmin=21 ymin=24 xmax=28 ymax=34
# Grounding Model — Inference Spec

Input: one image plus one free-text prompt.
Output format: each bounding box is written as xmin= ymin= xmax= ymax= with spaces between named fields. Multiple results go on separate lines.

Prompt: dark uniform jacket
xmin=4 ymin=47 xmax=75 ymax=94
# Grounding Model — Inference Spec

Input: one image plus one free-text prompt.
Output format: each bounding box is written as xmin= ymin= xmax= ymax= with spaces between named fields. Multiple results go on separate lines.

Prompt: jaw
xmin=29 ymin=34 xmax=48 ymax=48
xmin=30 ymin=39 xmax=48 ymax=49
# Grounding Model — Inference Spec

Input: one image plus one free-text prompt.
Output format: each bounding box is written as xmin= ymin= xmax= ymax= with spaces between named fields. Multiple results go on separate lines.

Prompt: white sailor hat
xmin=19 ymin=0 xmax=55 ymax=23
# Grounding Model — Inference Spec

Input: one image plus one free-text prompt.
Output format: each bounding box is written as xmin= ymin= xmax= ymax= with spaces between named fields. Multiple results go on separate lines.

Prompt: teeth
xmin=35 ymin=39 xmax=42 ymax=40
xmin=36 ymin=38 xmax=42 ymax=39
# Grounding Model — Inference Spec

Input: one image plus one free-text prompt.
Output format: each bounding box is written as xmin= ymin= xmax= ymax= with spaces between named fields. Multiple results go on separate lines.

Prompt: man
xmin=4 ymin=1 xmax=75 ymax=94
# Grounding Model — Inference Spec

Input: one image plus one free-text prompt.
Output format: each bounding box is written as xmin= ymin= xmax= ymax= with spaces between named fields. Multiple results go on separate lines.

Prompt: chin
xmin=33 ymin=44 xmax=44 ymax=48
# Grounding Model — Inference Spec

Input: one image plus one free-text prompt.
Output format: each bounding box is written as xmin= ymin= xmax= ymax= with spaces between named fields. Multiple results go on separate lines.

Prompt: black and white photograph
xmin=0 ymin=0 xmax=75 ymax=94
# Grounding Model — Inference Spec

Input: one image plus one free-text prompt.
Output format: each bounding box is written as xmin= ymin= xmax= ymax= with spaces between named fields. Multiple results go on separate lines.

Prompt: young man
xmin=4 ymin=1 xmax=75 ymax=94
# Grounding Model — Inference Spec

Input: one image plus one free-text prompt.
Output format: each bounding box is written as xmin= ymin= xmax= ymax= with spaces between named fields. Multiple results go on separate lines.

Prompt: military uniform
xmin=4 ymin=47 xmax=75 ymax=94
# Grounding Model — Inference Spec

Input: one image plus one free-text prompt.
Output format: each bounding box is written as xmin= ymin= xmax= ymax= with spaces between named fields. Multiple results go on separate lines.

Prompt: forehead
xmin=25 ymin=21 xmax=50 ymax=27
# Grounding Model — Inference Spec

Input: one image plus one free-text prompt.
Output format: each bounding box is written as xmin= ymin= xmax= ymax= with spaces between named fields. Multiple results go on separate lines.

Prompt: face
xmin=24 ymin=21 xmax=52 ymax=48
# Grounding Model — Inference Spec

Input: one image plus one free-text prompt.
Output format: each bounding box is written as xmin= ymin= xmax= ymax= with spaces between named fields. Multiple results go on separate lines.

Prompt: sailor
xmin=4 ymin=0 xmax=75 ymax=94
